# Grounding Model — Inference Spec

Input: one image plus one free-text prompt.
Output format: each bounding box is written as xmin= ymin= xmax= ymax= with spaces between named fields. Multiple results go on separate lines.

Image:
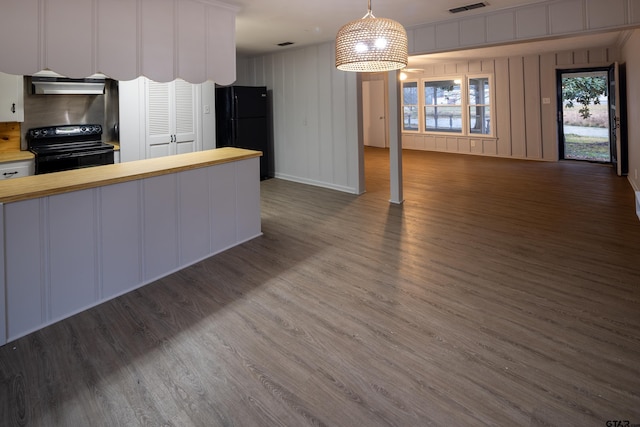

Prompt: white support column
xmin=388 ymin=70 xmax=404 ymax=204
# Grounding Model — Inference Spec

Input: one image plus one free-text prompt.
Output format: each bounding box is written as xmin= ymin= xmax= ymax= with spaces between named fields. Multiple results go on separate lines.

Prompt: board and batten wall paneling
xmin=97 ymin=0 xmax=138 ymax=79
xmin=402 ymin=46 xmax=617 ymax=161
xmin=0 ymin=0 xmax=238 ymax=84
xmin=2 ymin=158 xmax=262 ymax=344
xmin=177 ymin=0 xmax=207 ymax=84
xmin=179 ymin=168 xmax=211 ymax=265
xmin=4 ymin=199 xmax=43 ymax=339
xmin=45 ymin=0 xmax=94 ymax=78
xmin=100 ymin=180 xmax=143 ymax=298
xmin=0 ymin=1 xmax=39 ymax=75
xmin=407 ymin=0 xmax=639 ymax=57
xmin=143 ymin=173 xmax=179 ymax=282
xmin=235 ymin=158 xmax=262 ymax=243
xmin=524 ymin=55 xmax=543 ymax=159
xmin=620 ymin=29 xmax=640 ymax=194
xmin=209 ymin=162 xmax=238 ymax=253
xmin=495 ymin=58 xmax=512 ymax=157
xmin=237 ymin=42 xmax=361 ymax=194
xmin=141 ymin=0 xmax=175 ymax=84
xmin=540 ymin=53 xmax=559 ymax=161
xmin=0 ymin=206 xmax=4 ymax=345
xmin=48 ymin=189 xmax=98 ymax=320
xmin=509 ymin=56 xmax=527 ymax=158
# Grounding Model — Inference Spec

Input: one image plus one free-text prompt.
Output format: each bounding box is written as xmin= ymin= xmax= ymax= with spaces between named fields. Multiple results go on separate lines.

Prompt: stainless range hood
xmin=31 ymin=71 xmax=106 ymax=95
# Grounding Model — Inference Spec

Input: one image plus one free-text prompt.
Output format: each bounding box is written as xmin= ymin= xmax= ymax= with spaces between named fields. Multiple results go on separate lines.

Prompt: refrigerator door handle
xmin=233 ymin=95 xmax=239 ymax=145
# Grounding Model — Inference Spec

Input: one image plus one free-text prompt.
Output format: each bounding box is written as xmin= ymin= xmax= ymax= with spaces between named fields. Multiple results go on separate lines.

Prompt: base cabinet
xmin=1 ymin=156 xmax=261 ymax=344
xmin=0 ymin=160 xmax=34 ymax=179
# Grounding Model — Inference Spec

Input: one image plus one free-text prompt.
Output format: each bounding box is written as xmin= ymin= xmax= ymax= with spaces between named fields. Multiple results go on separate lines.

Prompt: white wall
xmin=237 ymin=43 xmax=362 ymax=194
xmin=403 ymin=46 xmax=618 ymax=161
xmin=620 ymin=30 xmax=640 ymax=193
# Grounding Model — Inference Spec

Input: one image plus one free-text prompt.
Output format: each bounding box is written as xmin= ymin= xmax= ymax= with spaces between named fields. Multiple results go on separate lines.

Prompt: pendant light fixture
xmin=335 ymin=0 xmax=408 ymax=72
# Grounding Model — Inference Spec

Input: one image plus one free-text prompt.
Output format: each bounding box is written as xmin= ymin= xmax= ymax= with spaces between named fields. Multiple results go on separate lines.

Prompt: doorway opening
xmin=557 ymin=68 xmax=611 ymax=163
xmin=361 ymin=73 xmax=390 ymax=195
xmin=362 ymin=76 xmax=388 ymax=148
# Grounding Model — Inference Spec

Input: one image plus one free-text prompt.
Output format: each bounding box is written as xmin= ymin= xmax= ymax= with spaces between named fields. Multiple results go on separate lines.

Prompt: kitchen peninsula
xmin=0 ymin=147 xmax=262 ymax=345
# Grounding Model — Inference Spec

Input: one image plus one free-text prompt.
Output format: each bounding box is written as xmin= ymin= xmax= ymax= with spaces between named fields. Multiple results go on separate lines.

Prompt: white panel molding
xmin=549 ymin=0 xmax=585 ymax=34
xmin=515 ymin=4 xmax=549 ymax=39
xmin=407 ymin=0 xmax=640 ymax=56
xmin=460 ymin=16 xmax=487 ymax=47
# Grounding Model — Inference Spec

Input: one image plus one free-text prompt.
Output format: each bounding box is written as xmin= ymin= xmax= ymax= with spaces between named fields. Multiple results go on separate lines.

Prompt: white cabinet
xmin=0 ymin=160 xmax=34 ymax=179
xmin=145 ymin=79 xmax=199 ymax=158
xmin=0 ymin=72 xmax=24 ymax=122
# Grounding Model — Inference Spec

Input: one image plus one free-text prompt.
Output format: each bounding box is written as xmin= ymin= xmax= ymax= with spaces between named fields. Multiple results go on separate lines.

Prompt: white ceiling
xmin=227 ymin=0 xmax=626 ymax=71
xmin=228 ymin=0 xmax=551 ymax=56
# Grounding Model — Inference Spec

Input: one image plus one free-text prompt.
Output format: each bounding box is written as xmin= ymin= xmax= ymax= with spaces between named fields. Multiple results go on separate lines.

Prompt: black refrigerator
xmin=215 ymin=85 xmax=272 ymax=180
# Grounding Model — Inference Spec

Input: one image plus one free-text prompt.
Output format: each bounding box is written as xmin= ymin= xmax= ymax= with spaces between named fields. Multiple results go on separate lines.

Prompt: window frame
xmin=401 ymin=79 xmax=421 ymax=133
xmin=414 ymin=73 xmax=495 ymax=138
xmin=422 ymin=76 xmax=465 ymax=135
xmin=466 ymin=73 xmax=495 ymax=138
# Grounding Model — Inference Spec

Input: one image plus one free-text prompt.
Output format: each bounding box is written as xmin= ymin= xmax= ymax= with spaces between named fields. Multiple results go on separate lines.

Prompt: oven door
xmin=35 ymin=148 xmax=114 ymax=174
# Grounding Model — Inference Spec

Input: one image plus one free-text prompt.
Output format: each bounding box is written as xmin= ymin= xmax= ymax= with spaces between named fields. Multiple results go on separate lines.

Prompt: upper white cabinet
xmin=0 ymin=72 xmax=24 ymax=122
xmin=146 ymin=79 xmax=199 ymax=158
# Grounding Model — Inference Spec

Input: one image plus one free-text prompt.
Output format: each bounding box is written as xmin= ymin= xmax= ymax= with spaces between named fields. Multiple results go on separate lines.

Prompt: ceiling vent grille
xmin=449 ymin=2 xmax=487 ymax=13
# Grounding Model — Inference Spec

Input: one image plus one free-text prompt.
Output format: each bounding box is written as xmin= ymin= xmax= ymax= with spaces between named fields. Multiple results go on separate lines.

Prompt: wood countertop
xmin=0 ymin=150 xmax=35 ymax=163
xmin=0 ymin=147 xmax=262 ymax=203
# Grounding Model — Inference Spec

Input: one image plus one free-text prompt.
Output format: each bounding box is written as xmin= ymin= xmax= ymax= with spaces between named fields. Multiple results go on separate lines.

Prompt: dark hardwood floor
xmin=2 ymin=147 xmax=639 ymax=426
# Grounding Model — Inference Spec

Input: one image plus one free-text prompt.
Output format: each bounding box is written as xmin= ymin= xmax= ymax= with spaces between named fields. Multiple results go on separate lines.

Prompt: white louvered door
xmin=173 ymin=79 xmax=197 ymax=155
xmin=146 ymin=79 xmax=173 ymax=158
xmin=145 ymin=78 xmax=198 ymax=158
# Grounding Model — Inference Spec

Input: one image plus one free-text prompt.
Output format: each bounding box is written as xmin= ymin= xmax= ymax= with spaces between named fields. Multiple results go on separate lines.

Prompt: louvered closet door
xmin=146 ymin=79 xmax=173 ymax=158
xmin=173 ymin=79 xmax=197 ymax=154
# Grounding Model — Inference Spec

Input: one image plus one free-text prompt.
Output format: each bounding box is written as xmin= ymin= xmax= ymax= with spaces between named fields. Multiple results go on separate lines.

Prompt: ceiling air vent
xmin=449 ymin=2 xmax=487 ymax=13
xmin=277 ymin=42 xmax=294 ymax=47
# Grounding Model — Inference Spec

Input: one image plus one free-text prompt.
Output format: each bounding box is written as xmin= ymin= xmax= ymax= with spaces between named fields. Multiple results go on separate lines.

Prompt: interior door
xmin=146 ymin=79 xmax=173 ymax=158
xmin=173 ymin=79 xmax=197 ymax=154
xmin=363 ymin=80 xmax=387 ymax=148
xmin=608 ymin=62 xmax=626 ymax=176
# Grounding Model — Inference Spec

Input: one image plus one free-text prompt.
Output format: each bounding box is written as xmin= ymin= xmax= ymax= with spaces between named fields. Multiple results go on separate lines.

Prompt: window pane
xmin=424 ymin=80 xmax=461 ymax=106
xmin=425 ymin=106 xmax=462 ymax=133
xmin=403 ymin=106 xmax=419 ymax=131
xmin=469 ymin=77 xmax=490 ymax=105
xmin=469 ymin=106 xmax=491 ymax=134
xmin=402 ymin=81 xmax=418 ymax=104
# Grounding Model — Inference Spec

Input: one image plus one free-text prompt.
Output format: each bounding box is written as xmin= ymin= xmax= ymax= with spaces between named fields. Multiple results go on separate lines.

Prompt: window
xmin=406 ymin=74 xmax=494 ymax=137
xmin=402 ymin=81 xmax=419 ymax=131
xmin=424 ymin=79 xmax=462 ymax=133
xmin=468 ymin=77 xmax=491 ymax=135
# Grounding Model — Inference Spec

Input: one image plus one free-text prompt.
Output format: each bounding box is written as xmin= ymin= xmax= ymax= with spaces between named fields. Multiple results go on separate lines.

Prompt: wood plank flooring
xmin=2 ymin=147 xmax=639 ymax=426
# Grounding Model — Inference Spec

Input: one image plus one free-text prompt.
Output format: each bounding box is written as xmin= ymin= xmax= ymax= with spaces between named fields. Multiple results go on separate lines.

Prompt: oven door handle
xmin=42 ymin=149 xmax=114 ymax=161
